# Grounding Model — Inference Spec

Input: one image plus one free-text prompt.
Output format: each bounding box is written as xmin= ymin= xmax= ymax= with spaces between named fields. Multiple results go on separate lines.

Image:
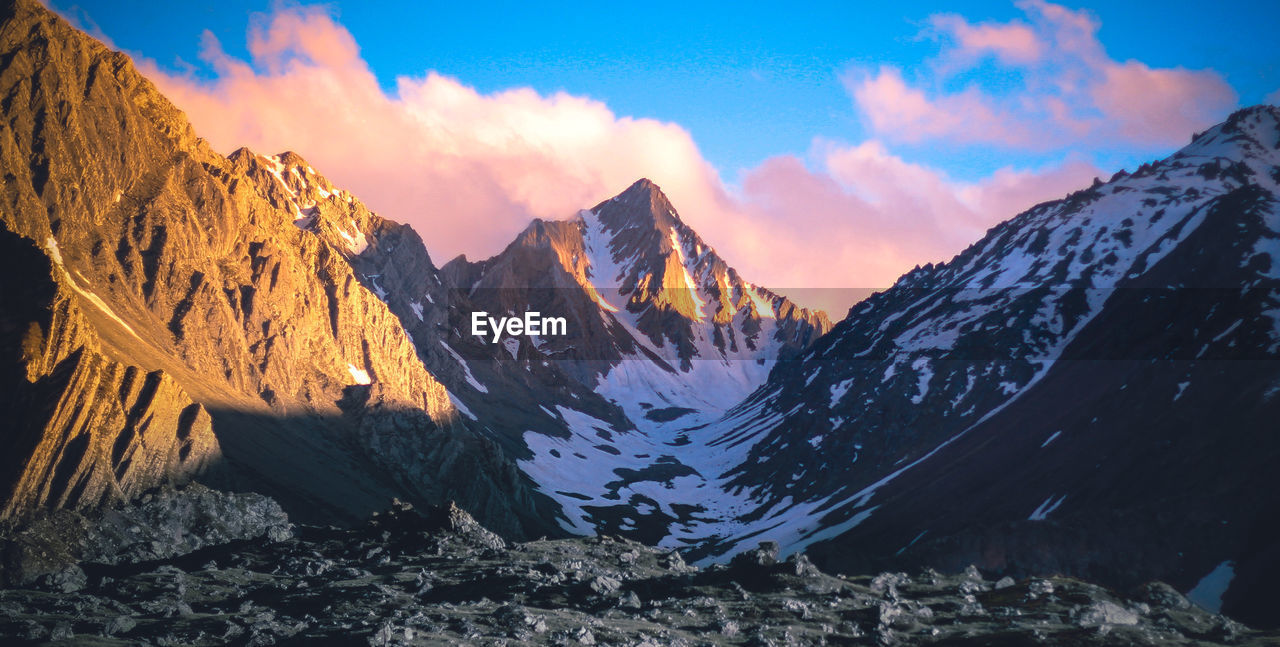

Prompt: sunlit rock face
xmin=0 ymin=226 xmax=221 ymax=520
xmin=0 ymin=0 xmax=551 ymax=540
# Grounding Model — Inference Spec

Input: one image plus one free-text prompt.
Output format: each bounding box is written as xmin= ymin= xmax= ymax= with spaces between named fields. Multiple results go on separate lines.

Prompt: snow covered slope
xmin=679 ymin=106 xmax=1280 ymax=627
xmin=439 ymin=179 xmax=830 ymax=538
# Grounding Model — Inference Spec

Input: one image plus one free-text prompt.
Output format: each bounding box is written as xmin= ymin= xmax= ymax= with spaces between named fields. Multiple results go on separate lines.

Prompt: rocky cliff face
xmin=0 ymin=0 xmax=552 ymax=539
xmin=224 ymin=149 xmax=463 ymax=417
xmin=0 ymin=224 xmax=221 ymax=521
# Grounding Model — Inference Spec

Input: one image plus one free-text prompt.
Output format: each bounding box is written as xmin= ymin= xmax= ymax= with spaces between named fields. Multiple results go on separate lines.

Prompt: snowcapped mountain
xmin=464 ymin=180 xmax=831 ymax=542
xmin=5 ymin=0 xmax=1278 ymax=632
xmin=258 ymin=166 xmax=831 ymax=540
xmin=575 ymin=179 xmax=827 ymax=369
xmin=441 ymin=179 xmax=828 ymax=415
xmin=672 ymin=105 xmax=1280 ymax=626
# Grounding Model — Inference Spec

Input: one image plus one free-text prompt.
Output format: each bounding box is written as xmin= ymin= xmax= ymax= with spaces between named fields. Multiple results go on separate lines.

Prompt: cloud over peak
xmin=123 ymin=2 xmax=1226 ymax=314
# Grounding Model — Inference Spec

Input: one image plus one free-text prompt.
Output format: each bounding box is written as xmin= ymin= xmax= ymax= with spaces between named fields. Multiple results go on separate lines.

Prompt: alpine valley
xmin=1 ymin=1 xmax=1278 ymax=644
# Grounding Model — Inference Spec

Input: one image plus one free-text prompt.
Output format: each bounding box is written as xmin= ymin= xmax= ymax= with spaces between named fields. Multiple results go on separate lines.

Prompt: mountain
xmin=437 ymin=179 xmax=830 ymax=540
xmin=291 ymin=161 xmax=831 ymax=540
xmin=437 ymin=177 xmax=829 ymax=415
xmin=3 ymin=0 xmax=1279 ymax=633
xmin=0 ymin=0 xmax=552 ymax=539
xmin=678 ymin=106 xmax=1280 ymax=626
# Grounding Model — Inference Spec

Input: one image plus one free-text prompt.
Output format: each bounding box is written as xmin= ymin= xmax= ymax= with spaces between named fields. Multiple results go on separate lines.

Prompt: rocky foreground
xmin=0 ymin=490 xmax=1273 ymax=646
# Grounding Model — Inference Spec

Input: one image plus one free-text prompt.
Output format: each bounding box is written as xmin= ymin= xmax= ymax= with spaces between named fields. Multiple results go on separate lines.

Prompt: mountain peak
xmin=622 ymin=177 xmax=662 ymax=196
xmin=592 ymin=178 xmax=681 ymax=233
xmin=1184 ymin=104 xmax=1280 ymax=157
xmin=1222 ymin=104 xmax=1280 ymax=143
xmin=0 ymin=0 xmax=200 ymax=160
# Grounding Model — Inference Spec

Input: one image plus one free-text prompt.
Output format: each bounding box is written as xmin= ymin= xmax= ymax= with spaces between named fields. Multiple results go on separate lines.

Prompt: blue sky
xmin=52 ymin=1 xmax=1279 ymax=180
xmin=45 ymin=1 xmax=1280 ymax=309
xmin=49 ymin=3 xmax=1280 ymax=179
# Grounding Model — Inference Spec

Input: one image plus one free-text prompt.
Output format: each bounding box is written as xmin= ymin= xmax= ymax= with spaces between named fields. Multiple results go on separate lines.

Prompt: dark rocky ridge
xmin=691 ymin=106 xmax=1280 ymax=627
xmin=3 ymin=498 xmax=1274 ymax=646
xmin=1 ymin=482 xmax=290 ymax=589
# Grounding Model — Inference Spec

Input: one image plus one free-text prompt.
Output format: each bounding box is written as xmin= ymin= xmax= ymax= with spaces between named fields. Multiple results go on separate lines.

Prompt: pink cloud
xmin=928 ymin=14 xmax=1043 ymax=65
xmin=1091 ymin=61 xmax=1238 ymax=145
xmin=244 ymin=7 xmax=362 ymax=71
xmin=137 ymin=5 xmax=1104 ymax=315
xmin=727 ymin=142 xmax=1101 ymax=314
xmin=1019 ymin=0 xmax=1103 ymax=62
xmin=848 ymin=0 xmax=1238 ymax=151
xmin=848 ymin=67 xmax=1045 ymax=148
xmin=957 ymin=158 xmax=1102 ymax=226
xmin=143 ymin=6 xmax=731 ymax=269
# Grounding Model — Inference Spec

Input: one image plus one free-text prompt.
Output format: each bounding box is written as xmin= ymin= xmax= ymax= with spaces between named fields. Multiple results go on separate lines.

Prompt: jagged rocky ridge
xmin=3 ymin=498 xmax=1274 ymax=646
xmin=0 ymin=0 xmax=552 ymax=539
xmin=0 ymin=224 xmax=221 ymax=520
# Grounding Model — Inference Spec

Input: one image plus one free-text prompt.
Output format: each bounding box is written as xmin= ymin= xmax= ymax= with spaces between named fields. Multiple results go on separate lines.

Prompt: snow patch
xmin=829 ymin=379 xmax=854 ymax=408
xmin=439 ymin=341 xmax=488 ymax=393
xmin=447 ymin=391 xmax=477 ymax=421
xmin=909 ymin=358 xmax=933 ymax=404
xmin=1174 ymin=381 xmax=1190 ymax=401
xmin=1029 ymin=494 xmax=1067 ymax=521
xmin=502 ymin=337 xmax=520 ymax=360
xmin=45 ymin=238 xmax=143 ymax=342
xmin=346 ymin=364 xmax=372 ymax=385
